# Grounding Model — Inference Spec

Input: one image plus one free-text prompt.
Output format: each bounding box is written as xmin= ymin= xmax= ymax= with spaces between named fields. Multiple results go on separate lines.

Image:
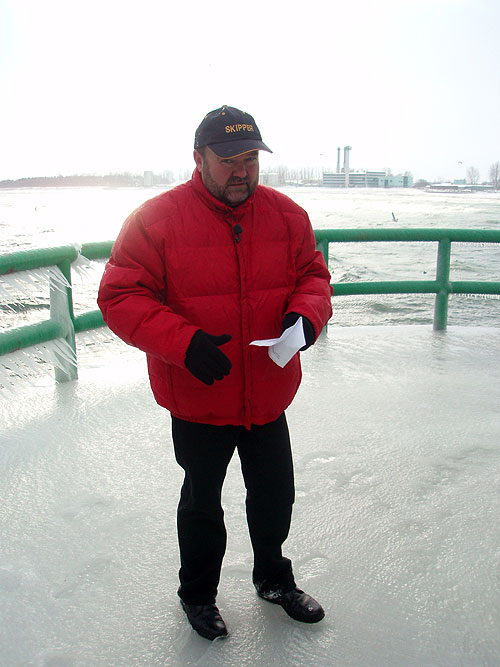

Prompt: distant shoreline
xmin=1 ymin=175 xmax=497 ymax=193
xmin=0 ymin=174 xmax=147 ymax=188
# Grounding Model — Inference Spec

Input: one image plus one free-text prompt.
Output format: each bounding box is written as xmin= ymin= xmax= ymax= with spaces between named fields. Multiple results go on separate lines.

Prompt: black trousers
xmin=171 ymin=413 xmax=296 ymax=605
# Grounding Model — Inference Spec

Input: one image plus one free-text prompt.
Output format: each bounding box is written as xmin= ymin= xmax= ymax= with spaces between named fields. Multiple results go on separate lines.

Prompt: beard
xmin=201 ymin=163 xmax=259 ymax=207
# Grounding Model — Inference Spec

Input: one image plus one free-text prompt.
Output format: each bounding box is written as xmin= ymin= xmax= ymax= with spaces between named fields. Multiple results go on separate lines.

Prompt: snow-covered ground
xmin=1 ymin=326 xmax=500 ymax=666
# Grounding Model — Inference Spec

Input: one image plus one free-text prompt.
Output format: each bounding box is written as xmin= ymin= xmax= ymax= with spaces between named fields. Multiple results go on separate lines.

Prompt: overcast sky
xmin=1 ymin=0 xmax=499 ymax=183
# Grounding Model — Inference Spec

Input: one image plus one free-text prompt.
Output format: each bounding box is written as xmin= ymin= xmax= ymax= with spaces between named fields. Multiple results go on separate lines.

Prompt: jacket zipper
xmin=230 ymin=212 xmax=251 ymax=428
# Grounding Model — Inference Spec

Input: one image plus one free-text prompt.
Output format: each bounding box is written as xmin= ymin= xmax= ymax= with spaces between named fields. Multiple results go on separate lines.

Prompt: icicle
xmin=0 ymin=338 xmax=77 ymax=396
xmin=77 ymin=326 xmax=119 ymax=347
xmin=70 ymin=253 xmax=103 ymax=284
xmin=0 ymin=265 xmax=69 ymax=308
xmin=47 ymin=266 xmax=70 ymax=292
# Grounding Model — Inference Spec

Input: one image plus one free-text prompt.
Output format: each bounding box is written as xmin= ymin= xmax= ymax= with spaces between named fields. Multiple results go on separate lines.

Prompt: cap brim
xmin=207 ymin=140 xmax=272 ymax=158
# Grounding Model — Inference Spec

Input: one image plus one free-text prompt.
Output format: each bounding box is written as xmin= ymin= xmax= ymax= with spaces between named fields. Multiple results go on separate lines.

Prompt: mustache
xmin=227 ymin=177 xmax=249 ymax=185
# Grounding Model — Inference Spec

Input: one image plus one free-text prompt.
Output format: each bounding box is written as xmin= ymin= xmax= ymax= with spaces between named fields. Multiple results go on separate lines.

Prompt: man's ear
xmin=193 ymin=149 xmax=203 ymax=173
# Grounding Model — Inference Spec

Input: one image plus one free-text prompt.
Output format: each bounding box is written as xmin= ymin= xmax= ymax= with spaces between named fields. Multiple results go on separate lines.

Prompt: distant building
xmin=426 ymin=182 xmax=494 ymax=192
xmin=322 ymin=145 xmax=413 ymax=188
xmin=143 ymin=171 xmax=154 ymax=187
xmin=323 ymin=171 xmax=413 ymax=188
xmin=260 ymin=172 xmax=279 ymax=187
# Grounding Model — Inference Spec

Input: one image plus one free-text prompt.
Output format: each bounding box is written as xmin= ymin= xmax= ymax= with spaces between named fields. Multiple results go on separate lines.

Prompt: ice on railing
xmin=0 ymin=328 xmax=128 ymax=395
xmin=0 ymin=338 xmax=77 ymax=394
xmin=70 ymin=253 xmax=105 ymax=282
xmin=0 ymin=265 xmax=70 ymax=310
xmin=0 ymin=253 xmax=106 ymax=307
xmin=0 ymin=250 xmax=121 ymax=393
xmin=77 ymin=325 xmax=121 ymax=348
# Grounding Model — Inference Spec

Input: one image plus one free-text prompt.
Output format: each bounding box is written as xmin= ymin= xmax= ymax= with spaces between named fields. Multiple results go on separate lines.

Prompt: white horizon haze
xmin=1 ymin=0 xmax=499 ymax=184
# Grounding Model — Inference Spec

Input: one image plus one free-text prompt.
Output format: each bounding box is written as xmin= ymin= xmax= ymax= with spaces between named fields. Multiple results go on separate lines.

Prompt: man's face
xmin=194 ymin=147 xmax=260 ymax=206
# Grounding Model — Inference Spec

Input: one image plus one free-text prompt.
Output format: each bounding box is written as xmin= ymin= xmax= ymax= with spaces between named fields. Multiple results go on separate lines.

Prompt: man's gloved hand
xmin=185 ymin=330 xmax=232 ymax=385
xmin=281 ymin=312 xmax=315 ymax=351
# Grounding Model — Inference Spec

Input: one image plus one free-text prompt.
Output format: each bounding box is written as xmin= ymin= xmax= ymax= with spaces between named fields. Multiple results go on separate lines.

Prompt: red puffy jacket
xmin=98 ymin=170 xmax=332 ymax=428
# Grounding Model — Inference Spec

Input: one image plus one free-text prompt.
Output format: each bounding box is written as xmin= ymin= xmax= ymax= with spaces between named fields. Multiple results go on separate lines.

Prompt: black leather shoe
xmin=257 ymin=587 xmax=325 ymax=623
xmin=180 ymin=601 xmax=228 ymax=640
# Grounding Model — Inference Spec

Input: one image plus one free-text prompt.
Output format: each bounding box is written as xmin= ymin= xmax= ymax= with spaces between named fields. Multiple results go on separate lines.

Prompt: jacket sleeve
xmin=97 ymin=210 xmax=198 ymax=367
xmin=285 ymin=214 xmax=333 ymax=340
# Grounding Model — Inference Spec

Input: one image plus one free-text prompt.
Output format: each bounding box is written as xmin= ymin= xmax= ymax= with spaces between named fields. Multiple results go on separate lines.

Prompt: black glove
xmin=281 ymin=312 xmax=315 ymax=351
xmin=185 ymin=330 xmax=232 ymax=385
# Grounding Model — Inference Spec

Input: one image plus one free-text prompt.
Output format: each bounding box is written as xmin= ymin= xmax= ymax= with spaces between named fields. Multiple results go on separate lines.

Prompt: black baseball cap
xmin=194 ymin=105 xmax=272 ymax=158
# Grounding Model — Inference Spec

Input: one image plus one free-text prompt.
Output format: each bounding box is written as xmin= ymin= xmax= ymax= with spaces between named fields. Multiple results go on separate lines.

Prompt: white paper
xmin=250 ymin=317 xmax=306 ymax=368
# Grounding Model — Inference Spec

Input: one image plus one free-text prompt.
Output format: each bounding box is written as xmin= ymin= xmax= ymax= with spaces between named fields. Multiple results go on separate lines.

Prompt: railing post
xmin=315 ymin=237 xmax=331 ymax=331
xmin=50 ymin=259 xmax=77 ymax=381
xmin=316 ymin=238 xmax=329 ymax=267
xmin=433 ymin=238 xmax=451 ymax=331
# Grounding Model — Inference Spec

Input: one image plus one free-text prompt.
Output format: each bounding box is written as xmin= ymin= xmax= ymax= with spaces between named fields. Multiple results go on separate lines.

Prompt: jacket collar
xmin=191 ymin=168 xmax=255 ymax=217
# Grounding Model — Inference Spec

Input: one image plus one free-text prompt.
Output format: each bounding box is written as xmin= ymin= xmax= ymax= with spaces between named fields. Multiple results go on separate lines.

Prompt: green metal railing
xmin=315 ymin=228 xmax=500 ymax=331
xmin=1 ymin=230 xmax=500 ymax=382
xmin=0 ymin=241 xmax=112 ymax=381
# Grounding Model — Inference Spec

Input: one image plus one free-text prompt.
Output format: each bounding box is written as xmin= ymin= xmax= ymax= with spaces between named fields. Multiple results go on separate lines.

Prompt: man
xmin=98 ymin=105 xmax=333 ymax=641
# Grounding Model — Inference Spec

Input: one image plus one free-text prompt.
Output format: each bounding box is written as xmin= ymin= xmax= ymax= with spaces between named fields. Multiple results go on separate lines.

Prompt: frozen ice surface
xmin=1 ymin=326 xmax=500 ymax=666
